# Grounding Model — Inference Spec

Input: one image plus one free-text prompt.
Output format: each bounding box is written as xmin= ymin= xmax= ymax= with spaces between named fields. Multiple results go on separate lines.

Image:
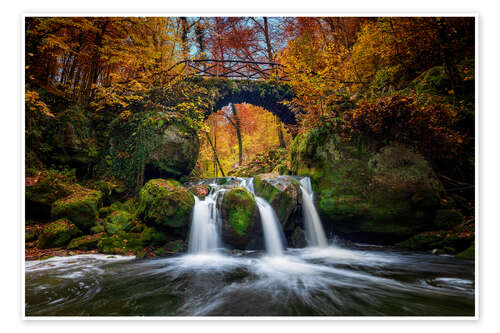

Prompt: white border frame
xmin=20 ymin=12 xmax=479 ymax=321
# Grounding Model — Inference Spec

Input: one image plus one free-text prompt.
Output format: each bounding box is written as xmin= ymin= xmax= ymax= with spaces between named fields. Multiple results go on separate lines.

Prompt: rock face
xmin=137 ymin=179 xmax=195 ymax=230
xmin=144 ymin=123 xmax=200 ymax=180
xmin=254 ymin=173 xmax=301 ymax=229
xmin=38 ymin=219 xmax=82 ymax=249
xmin=25 ymin=172 xmax=75 ymax=221
xmin=290 ymin=126 xmax=445 ymax=244
xmin=51 ymin=189 xmax=102 ymax=232
xmin=220 ymin=187 xmax=261 ymax=249
xmin=67 ymin=233 xmax=104 ymax=250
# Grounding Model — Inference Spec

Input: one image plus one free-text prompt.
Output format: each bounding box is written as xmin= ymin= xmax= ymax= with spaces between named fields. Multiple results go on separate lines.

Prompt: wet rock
xmin=254 ymin=173 xmax=301 ymax=229
xmin=220 ymin=187 xmax=260 ymax=249
xmin=290 ymin=227 xmax=307 ymax=248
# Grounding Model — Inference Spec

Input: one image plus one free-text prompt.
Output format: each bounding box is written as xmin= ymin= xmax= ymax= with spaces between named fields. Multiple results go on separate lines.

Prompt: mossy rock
xmin=67 ymin=233 xmax=104 ymax=250
xmin=140 ymin=226 xmax=168 ymax=246
xmin=434 ymin=209 xmax=464 ymax=229
xmin=153 ymin=240 xmax=185 ymax=256
xmin=456 ymin=241 xmax=475 ymax=260
xmin=104 ymin=210 xmax=138 ymax=235
xmin=97 ymin=231 xmax=145 ymax=255
xmin=88 ymin=179 xmax=127 ymax=203
xmin=137 ymin=179 xmax=194 ymax=229
xmin=396 ymin=231 xmax=447 ymax=251
xmin=254 ymin=173 xmax=301 ymax=228
xmin=38 ymin=219 xmax=82 ymax=249
xmin=25 ymin=171 xmax=79 ymax=220
xmin=144 ymin=122 xmax=200 ymax=179
xmin=290 ymin=128 xmax=442 ymax=244
xmin=25 ymin=227 xmax=40 ymax=242
xmin=220 ymin=187 xmax=259 ymax=249
xmin=51 ymin=189 xmax=102 ymax=231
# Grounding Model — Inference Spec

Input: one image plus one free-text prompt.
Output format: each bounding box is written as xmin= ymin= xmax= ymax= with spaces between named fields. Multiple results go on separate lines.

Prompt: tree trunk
xmin=277 ymin=122 xmax=286 ymax=148
xmin=205 ymin=132 xmax=225 ymax=177
xmin=226 ymin=104 xmax=243 ymax=165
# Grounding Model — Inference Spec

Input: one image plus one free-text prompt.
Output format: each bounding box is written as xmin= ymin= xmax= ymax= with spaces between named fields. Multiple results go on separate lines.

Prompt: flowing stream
xmin=25 ymin=176 xmax=475 ymax=316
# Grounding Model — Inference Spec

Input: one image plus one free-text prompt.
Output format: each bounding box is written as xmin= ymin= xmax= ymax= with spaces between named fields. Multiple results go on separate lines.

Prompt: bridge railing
xmin=167 ymin=59 xmax=289 ymax=81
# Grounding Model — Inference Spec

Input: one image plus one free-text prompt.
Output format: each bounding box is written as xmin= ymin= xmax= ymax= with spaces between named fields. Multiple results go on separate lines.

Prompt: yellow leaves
xmin=25 ymin=90 xmax=54 ymax=117
xmin=119 ymin=110 xmax=132 ymax=119
xmin=448 ymin=89 xmax=455 ymax=95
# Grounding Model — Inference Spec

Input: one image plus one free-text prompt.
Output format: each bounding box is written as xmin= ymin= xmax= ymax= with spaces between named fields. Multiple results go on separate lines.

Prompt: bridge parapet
xmin=167 ymin=59 xmax=288 ymax=81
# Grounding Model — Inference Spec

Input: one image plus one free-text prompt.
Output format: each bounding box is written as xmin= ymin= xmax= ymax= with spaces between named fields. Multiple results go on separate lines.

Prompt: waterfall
xmin=255 ymin=197 xmax=285 ymax=256
xmin=188 ymin=188 xmax=222 ymax=254
xmin=299 ymin=177 xmax=328 ymax=248
xmin=239 ymin=177 xmax=285 ymax=256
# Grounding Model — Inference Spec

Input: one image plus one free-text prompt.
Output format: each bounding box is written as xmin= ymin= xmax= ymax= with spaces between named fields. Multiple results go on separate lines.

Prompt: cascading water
xmin=188 ymin=186 xmax=223 ymax=254
xmin=299 ymin=177 xmax=329 ymax=248
xmin=240 ymin=177 xmax=285 ymax=256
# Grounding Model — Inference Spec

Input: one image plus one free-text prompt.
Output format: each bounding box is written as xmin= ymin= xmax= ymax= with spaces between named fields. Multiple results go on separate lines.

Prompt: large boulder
xmin=290 ymin=126 xmax=444 ymax=244
xmin=137 ymin=179 xmax=195 ymax=230
xmin=144 ymin=123 xmax=200 ymax=180
xmin=254 ymin=173 xmax=301 ymax=229
xmin=103 ymin=210 xmax=139 ymax=235
xmin=25 ymin=171 xmax=76 ymax=221
xmin=38 ymin=218 xmax=82 ymax=249
xmin=51 ymin=189 xmax=102 ymax=232
xmin=220 ymin=187 xmax=261 ymax=249
xmin=67 ymin=233 xmax=104 ymax=250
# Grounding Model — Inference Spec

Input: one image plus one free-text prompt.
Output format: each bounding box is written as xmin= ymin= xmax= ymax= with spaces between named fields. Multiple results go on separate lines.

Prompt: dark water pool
xmin=25 ymin=244 xmax=475 ymax=317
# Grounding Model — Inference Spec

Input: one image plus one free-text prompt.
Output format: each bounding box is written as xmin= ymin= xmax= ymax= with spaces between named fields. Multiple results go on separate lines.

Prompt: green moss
xmin=223 ymin=187 xmax=256 ymax=236
xmin=435 ymin=209 xmax=464 ymax=230
xmin=104 ymin=210 xmax=137 ymax=235
xmin=67 ymin=233 xmax=104 ymax=250
xmin=51 ymin=189 xmax=102 ymax=231
xmin=38 ymin=219 xmax=82 ymax=249
xmin=141 ymin=226 xmax=168 ymax=246
xmin=153 ymin=240 xmax=185 ymax=256
xmin=456 ymin=241 xmax=475 ymax=260
xmin=396 ymin=231 xmax=447 ymax=250
xmin=97 ymin=231 xmax=145 ymax=255
xmin=137 ymin=179 xmax=194 ymax=228
xmin=25 ymin=227 xmax=40 ymax=242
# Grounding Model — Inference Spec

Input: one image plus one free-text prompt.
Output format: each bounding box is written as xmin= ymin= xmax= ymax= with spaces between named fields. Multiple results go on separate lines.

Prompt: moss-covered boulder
xmin=456 ymin=241 xmax=475 ymax=260
xmin=67 ymin=233 xmax=104 ymax=250
xmin=144 ymin=123 xmax=200 ymax=180
xmin=137 ymin=179 xmax=194 ymax=230
xmin=220 ymin=187 xmax=260 ymax=249
xmin=25 ymin=226 xmax=40 ymax=242
xmin=97 ymin=231 xmax=145 ymax=255
xmin=25 ymin=170 xmax=77 ymax=220
xmin=51 ymin=189 xmax=102 ymax=231
xmin=38 ymin=219 xmax=82 ymax=249
xmin=103 ymin=210 xmax=138 ymax=235
xmin=396 ymin=230 xmax=448 ymax=251
xmin=290 ymin=126 xmax=443 ymax=243
xmin=153 ymin=240 xmax=185 ymax=256
xmin=434 ymin=209 xmax=464 ymax=229
xmin=254 ymin=173 xmax=301 ymax=228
